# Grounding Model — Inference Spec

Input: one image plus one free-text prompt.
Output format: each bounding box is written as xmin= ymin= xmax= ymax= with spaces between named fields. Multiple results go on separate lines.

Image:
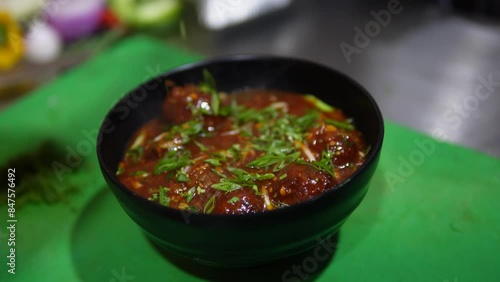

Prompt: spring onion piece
xmin=116 ymin=77 xmax=368 ymax=215
xmin=262 ymin=187 xmax=273 ymax=211
xmin=159 ymin=187 xmax=170 ymax=206
xmin=199 ymin=69 xmax=221 ymax=115
xmin=305 ymin=94 xmax=335 ymax=112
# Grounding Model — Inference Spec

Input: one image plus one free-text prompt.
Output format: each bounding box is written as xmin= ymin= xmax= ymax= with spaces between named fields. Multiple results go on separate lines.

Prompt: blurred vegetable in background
xmin=0 ymin=11 xmax=23 ymax=70
xmin=0 ymin=0 xmax=184 ymax=68
xmin=100 ymin=7 xmax=122 ymax=28
xmin=110 ymin=0 xmax=182 ymax=30
xmin=24 ymin=21 xmax=62 ymax=64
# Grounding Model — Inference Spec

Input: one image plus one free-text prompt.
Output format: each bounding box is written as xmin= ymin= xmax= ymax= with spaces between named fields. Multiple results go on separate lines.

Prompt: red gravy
xmin=117 ymin=83 xmax=367 ymax=214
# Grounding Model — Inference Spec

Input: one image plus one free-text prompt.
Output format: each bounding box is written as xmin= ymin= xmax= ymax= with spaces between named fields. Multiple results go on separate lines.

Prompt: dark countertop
xmin=179 ymin=0 xmax=500 ymax=157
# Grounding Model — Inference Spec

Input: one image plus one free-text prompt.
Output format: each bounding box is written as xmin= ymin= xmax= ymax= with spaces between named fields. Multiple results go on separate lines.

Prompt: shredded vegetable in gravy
xmin=117 ymin=71 xmax=368 ymax=214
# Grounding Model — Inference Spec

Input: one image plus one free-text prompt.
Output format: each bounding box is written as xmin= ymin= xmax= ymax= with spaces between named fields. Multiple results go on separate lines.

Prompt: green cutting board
xmin=1 ymin=35 xmax=499 ymax=282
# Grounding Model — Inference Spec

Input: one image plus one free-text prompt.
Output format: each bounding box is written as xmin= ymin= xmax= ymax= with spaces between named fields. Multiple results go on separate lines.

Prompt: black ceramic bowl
xmin=96 ymin=55 xmax=384 ymax=267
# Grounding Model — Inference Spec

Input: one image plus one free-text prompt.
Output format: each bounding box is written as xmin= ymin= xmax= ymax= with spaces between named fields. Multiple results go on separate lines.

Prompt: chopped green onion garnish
xmin=227 ymin=197 xmax=240 ymax=204
xmin=176 ymin=171 xmax=190 ymax=182
xmin=204 ymin=158 xmax=222 ymax=166
xmin=181 ymin=187 xmax=196 ymax=203
xmin=116 ymin=166 xmax=125 ymax=175
xmin=325 ymin=118 xmax=355 ymax=131
xmin=130 ymin=170 xmax=149 ymax=178
xmin=194 ymin=140 xmax=209 ymax=151
xmin=126 ymin=146 xmax=144 ymax=164
xmin=211 ymin=181 xmax=242 ymax=192
xmin=199 ymin=69 xmax=220 ymax=116
xmin=204 ymin=194 xmax=217 ymax=214
xmin=305 ymin=94 xmax=335 ymax=112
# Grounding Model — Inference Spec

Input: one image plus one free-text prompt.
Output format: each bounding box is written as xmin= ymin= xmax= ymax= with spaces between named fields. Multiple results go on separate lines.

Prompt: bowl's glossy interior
xmin=96 ymin=55 xmax=384 ymax=267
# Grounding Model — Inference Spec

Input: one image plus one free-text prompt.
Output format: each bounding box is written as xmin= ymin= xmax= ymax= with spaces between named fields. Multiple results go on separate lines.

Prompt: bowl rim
xmin=96 ymin=54 xmax=385 ymax=219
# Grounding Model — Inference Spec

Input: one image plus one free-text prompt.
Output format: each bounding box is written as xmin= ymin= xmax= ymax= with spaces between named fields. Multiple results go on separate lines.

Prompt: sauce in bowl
xmin=117 ymin=74 xmax=368 ymax=214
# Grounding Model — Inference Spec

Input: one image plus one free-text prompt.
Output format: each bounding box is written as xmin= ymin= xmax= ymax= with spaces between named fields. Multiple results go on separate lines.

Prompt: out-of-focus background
xmin=1 ymin=2 xmax=500 ymax=282
xmin=1 ymin=0 xmax=499 ymax=157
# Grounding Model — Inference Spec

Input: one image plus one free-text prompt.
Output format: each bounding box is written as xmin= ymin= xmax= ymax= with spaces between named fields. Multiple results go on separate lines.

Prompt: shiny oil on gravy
xmin=117 ymin=83 xmax=367 ymax=215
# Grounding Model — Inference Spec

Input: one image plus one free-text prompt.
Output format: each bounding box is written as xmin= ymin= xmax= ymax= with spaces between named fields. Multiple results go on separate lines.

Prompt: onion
xmin=47 ymin=0 xmax=105 ymax=41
